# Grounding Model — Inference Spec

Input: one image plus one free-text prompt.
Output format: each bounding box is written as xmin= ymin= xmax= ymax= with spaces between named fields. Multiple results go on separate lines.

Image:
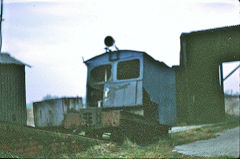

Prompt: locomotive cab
xmin=85 ymin=50 xmax=177 ymax=126
xmin=85 ymin=50 xmax=143 ymax=109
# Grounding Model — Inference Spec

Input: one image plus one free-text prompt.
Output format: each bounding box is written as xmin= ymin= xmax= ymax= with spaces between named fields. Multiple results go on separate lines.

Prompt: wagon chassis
xmin=64 ymin=109 xmax=170 ymax=143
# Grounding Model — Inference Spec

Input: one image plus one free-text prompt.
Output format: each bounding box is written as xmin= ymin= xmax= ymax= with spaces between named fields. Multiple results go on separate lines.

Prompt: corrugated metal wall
xmin=33 ymin=98 xmax=83 ymax=128
xmin=0 ymin=64 xmax=27 ymax=125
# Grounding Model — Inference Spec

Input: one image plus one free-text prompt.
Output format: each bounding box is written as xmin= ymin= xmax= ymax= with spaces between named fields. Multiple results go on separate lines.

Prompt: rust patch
xmin=63 ymin=113 xmax=86 ymax=129
xmin=102 ymin=111 xmax=120 ymax=127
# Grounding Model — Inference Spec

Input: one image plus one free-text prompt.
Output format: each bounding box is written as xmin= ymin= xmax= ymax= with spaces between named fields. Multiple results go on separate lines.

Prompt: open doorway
xmin=222 ymin=61 xmax=240 ymax=116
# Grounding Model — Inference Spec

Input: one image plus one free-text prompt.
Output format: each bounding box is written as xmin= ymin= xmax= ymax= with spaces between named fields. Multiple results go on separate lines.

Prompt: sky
xmin=2 ymin=0 xmax=240 ymax=103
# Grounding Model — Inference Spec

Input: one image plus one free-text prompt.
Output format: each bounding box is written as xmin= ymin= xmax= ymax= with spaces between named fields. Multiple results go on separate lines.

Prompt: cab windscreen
xmin=117 ymin=59 xmax=140 ymax=80
xmin=90 ymin=65 xmax=112 ymax=82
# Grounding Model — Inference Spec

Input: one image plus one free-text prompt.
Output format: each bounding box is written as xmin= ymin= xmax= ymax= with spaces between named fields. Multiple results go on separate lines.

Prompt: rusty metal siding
xmin=33 ymin=98 xmax=83 ymax=128
xmin=34 ymin=99 xmax=64 ymax=127
xmin=143 ymin=56 xmax=177 ymax=126
xmin=0 ymin=64 xmax=27 ymax=125
xmin=64 ymin=108 xmax=102 ymax=129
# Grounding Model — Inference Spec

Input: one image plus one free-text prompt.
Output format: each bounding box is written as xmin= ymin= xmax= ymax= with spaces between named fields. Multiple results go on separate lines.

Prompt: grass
xmin=77 ymin=114 xmax=239 ymax=158
xmin=0 ymin=121 xmax=102 ymax=158
xmin=0 ymin=115 xmax=239 ymax=158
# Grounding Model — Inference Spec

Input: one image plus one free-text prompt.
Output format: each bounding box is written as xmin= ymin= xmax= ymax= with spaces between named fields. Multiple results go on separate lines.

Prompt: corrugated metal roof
xmin=0 ymin=53 xmax=31 ymax=67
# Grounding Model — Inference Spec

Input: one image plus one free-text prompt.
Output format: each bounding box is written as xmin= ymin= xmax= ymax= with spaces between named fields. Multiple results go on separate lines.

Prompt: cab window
xmin=90 ymin=65 xmax=112 ymax=82
xmin=117 ymin=59 xmax=140 ymax=80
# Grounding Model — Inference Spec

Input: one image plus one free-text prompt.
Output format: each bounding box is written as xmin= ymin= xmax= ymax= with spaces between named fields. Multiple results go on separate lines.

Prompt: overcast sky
xmin=2 ymin=0 xmax=240 ymax=103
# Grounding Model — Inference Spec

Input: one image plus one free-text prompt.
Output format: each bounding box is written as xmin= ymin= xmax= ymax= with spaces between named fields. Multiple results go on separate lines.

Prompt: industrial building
xmin=0 ymin=53 xmax=29 ymax=125
xmin=175 ymin=25 xmax=240 ymax=124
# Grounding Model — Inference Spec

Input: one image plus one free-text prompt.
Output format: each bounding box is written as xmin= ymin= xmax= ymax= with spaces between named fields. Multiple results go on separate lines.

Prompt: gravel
xmin=173 ymin=127 xmax=240 ymax=158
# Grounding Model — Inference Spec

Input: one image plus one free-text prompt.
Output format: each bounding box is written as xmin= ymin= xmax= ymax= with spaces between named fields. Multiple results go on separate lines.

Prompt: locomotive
xmin=63 ymin=36 xmax=176 ymax=141
xmin=34 ymin=25 xmax=240 ymax=141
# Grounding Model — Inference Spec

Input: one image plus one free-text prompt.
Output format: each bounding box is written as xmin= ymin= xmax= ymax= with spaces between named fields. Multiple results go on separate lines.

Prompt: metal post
xmin=219 ymin=63 xmax=226 ymax=119
xmin=220 ymin=63 xmax=224 ymax=93
xmin=223 ymin=64 xmax=240 ymax=81
xmin=0 ymin=0 xmax=3 ymax=53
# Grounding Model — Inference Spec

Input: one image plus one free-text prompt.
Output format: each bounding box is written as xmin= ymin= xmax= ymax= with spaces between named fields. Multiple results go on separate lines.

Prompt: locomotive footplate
xmin=63 ymin=108 xmax=170 ymax=142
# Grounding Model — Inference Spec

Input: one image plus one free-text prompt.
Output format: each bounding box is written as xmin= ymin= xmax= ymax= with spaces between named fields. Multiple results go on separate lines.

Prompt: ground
xmin=0 ymin=115 xmax=238 ymax=158
xmin=173 ymin=126 xmax=239 ymax=157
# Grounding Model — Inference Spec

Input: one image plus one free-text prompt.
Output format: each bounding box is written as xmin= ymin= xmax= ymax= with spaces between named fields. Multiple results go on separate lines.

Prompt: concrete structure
xmin=0 ymin=53 xmax=29 ymax=125
xmin=33 ymin=97 xmax=83 ymax=128
xmin=85 ymin=50 xmax=176 ymax=126
xmin=224 ymin=95 xmax=239 ymax=116
xmin=175 ymin=25 xmax=240 ymax=124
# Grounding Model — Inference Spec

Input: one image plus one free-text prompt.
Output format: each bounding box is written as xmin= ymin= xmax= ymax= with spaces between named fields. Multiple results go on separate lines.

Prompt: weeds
xmin=0 ymin=121 xmax=101 ymax=158
xmin=0 ymin=115 xmax=238 ymax=158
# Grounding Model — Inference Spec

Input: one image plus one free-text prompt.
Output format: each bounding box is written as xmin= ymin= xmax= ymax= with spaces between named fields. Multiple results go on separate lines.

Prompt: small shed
xmin=85 ymin=50 xmax=176 ymax=126
xmin=33 ymin=97 xmax=83 ymax=128
xmin=0 ymin=53 xmax=29 ymax=125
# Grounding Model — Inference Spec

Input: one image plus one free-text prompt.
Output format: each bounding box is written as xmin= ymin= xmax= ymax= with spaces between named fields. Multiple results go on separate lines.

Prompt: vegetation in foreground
xmin=0 ymin=122 xmax=102 ymax=158
xmin=0 ymin=115 xmax=239 ymax=158
xmin=76 ymin=115 xmax=239 ymax=158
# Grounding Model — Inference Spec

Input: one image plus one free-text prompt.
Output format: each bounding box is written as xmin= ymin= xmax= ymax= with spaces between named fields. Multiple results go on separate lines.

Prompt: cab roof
xmin=84 ymin=50 xmax=170 ymax=68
